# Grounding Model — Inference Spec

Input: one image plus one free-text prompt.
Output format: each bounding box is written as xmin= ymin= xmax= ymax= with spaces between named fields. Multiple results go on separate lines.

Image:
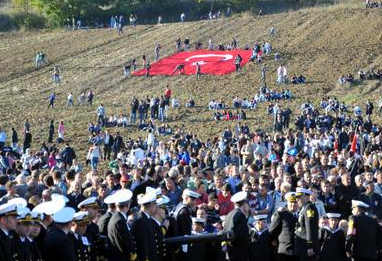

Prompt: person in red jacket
xmin=164 ymin=85 xmax=171 ymax=99
xmin=217 ymin=183 xmax=234 ymax=215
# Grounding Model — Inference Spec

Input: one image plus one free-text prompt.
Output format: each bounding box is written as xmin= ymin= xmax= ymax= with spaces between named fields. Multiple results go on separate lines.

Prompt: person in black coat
xmin=0 ymin=203 xmax=18 ymax=261
xmin=294 ymin=188 xmax=319 ymax=261
xmin=132 ymin=192 xmax=158 ymax=261
xmin=335 ymin=173 xmax=359 ymax=219
xmin=269 ymin=192 xmax=299 ymax=261
xmin=188 ymin=218 xmax=210 ymax=261
xmin=62 ymin=142 xmax=77 ymax=167
xmin=13 ymin=214 xmax=33 ymax=261
xmin=42 ymin=207 xmax=76 ymax=261
xmin=107 ymin=189 xmax=137 ymax=261
xmin=48 ymin=120 xmax=54 ymax=143
xmin=249 ymin=215 xmax=273 ymax=261
xmin=69 ymin=211 xmax=92 ymax=261
xmin=357 ymin=181 xmax=382 ymax=219
xmin=318 ymin=213 xmax=346 ymax=261
xmin=223 ymin=191 xmax=250 ymax=261
xmin=132 ymin=167 xmax=159 ymax=207
xmin=23 ymin=130 xmax=32 ymax=153
xmin=28 ymin=214 xmax=43 ymax=261
xmin=345 ymin=200 xmax=382 ymax=261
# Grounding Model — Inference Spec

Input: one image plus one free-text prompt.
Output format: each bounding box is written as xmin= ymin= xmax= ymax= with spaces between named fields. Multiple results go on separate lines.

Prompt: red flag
xmin=350 ymin=133 xmax=357 ymax=153
xmin=132 ymin=50 xmax=252 ymax=76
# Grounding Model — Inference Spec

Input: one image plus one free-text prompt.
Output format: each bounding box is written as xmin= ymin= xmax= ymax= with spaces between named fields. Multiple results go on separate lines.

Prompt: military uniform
xmin=42 ymin=226 xmax=75 ymax=261
xmin=269 ymin=209 xmax=298 ymax=261
xmin=68 ymin=232 xmax=91 ymax=261
xmin=152 ymin=218 xmax=167 ymax=261
xmin=26 ymin=237 xmax=42 ymax=261
xmin=97 ymin=210 xmax=113 ymax=260
xmin=249 ymin=227 xmax=273 ymax=261
xmin=12 ymin=234 xmax=32 ymax=261
xmin=0 ymin=227 xmax=14 ymax=261
xmin=132 ymin=211 xmax=158 ymax=261
xmin=188 ymin=231 xmax=210 ymax=261
xmin=294 ymin=202 xmax=319 ymax=261
xmin=224 ymin=208 xmax=249 ymax=261
xmin=318 ymin=227 xmax=346 ymax=261
xmin=173 ymin=203 xmax=192 ymax=261
xmin=85 ymin=222 xmax=102 ymax=261
xmin=345 ymin=212 xmax=381 ymax=261
xmin=107 ymin=211 xmax=137 ymax=261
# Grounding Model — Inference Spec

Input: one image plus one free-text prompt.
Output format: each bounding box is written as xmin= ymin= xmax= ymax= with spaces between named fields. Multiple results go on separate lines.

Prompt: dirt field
xmin=1 ymin=2 xmax=381 ymax=165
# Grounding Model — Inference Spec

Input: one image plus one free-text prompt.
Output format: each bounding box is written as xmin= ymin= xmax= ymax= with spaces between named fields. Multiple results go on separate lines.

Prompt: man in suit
xmin=97 ymin=196 xmax=116 ymax=261
xmin=249 ymin=214 xmax=273 ymax=261
xmin=357 ymin=180 xmax=382 ymax=219
xmin=13 ymin=209 xmax=33 ymax=261
xmin=132 ymin=191 xmax=158 ymax=261
xmin=269 ymin=192 xmax=299 ymax=261
xmin=294 ymin=187 xmax=319 ymax=261
xmin=107 ymin=189 xmax=137 ymax=261
xmin=223 ymin=191 xmax=250 ymax=261
xmin=42 ymin=207 xmax=76 ymax=261
xmin=0 ymin=202 xmax=18 ymax=261
xmin=345 ymin=200 xmax=382 ymax=261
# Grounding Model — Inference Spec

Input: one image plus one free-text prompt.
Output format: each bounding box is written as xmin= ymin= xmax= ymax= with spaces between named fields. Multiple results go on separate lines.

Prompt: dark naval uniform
xmin=132 ymin=211 xmax=157 ymax=261
xmin=318 ymin=227 xmax=346 ymax=261
xmin=42 ymin=226 xmax=75 ymax=261
xmin=68 ymin=232 xmax=91 ymax=261
xmin=27 ymin=237 xmax=42 ymax=261
xmin=188 ymin=231 xmax=210 ymax=261
xmin=269 ymin=209 xmax=298 ymax=261
xmin=107 ymin=211 xmax=137 ymax=261
xmin=294 ymin=202 xmax=319 ymax=261
xmin=152 ymin=218 xmax=166 ymax=261
xmin=12 ymin=234 xmax=32 ymax=261
xmin=172 ymin=203 xmax=192 ymax=261
xmin=345 ymin=213 xmax=382 ymax=261
xmin=249 ymin=228 xmax=273 ymax=261
xmin=224 ymin=208 xmax=249 ymax=261
xmin=0 ymin=228 xmax=14 ymax=261
xmin=97 ymin=210 xmax=113 ymax=260
xmin=163 ymin=216 xmax=179 ymax=261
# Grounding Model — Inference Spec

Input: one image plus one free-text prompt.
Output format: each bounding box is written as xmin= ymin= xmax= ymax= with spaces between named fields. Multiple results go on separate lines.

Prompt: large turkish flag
xmin=132 ymin=50 xmax=252 ymax=76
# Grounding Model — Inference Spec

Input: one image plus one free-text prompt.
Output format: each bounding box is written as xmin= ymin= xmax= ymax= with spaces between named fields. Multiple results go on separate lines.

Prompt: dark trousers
xmin=276 ymin=254 xmax=299 ymax=261
xmin=104 ymin=145 xmax=111 ymax=160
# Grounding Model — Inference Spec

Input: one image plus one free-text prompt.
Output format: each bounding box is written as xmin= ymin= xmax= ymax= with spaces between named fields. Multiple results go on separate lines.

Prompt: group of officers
xmin=0 ymin=186 xmax=381 ymax=261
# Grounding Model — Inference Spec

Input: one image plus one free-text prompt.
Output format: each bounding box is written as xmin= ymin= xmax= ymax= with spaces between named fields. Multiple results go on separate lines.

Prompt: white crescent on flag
xmin=185 ymin=54 xmax=234 ymax=62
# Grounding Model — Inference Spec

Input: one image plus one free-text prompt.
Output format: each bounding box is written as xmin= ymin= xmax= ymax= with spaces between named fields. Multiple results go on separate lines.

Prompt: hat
xmin=52 ymin=207 xmax=75 ymax=224
xmin=104 ymin=191 xmax=117 ymax=205
xmin=17 ymin=208 xmax=34 ymax=223
xmin=52 ymin=194 xmax=69 ymax=203
xmin=296 ymin=187 xmax=313 ymax=196
xmin=78 ymin=197 xmax=99 ymax=209
xmin=326 ymin=213 xmax=341 ymax=219
xmin=30 ymin=211 xmax=44 ymax=223
xmin=73 ymin=211 xmax=90 ymax=225
xmin=156 ymin=195 xmax=170 ymax=207
xmin=363 ymin=180 xmax=374 ymax=188
xmin=183 ymin=189 xmax=201 ymax=199
xmin=138 ymin=192 xmax=157 ymax=205
xmin=32 ymin=198 xmax=66 ymax=216
xmin=351 ymin=200 xmax=369 ymax=209
xmin=284 ymin=192 xmax=297 ymax=203
xmin=8 ymin=197 xmax=27 ymax=209
xmin=231 ymin=191 xmax=248 ymax=203
xmin=192 ymin=217 xmax=206 ymax=224
xmin=253 ymin=214 xmax=268 ymax=221
xmin=146 ymin=187 xmax=162 ymax=198
xmin=112 ymin=189 xmax=133 ymax=205
xmin=0 ymin=203 xmax=18 ymax=216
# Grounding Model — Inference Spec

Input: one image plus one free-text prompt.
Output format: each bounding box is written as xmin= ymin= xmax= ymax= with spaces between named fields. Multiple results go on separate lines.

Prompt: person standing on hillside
xmin=88 ymin=90 xmax=94 ymax=106
xmin=180 ymin=12 xmax=185 ymax=22
xmin=53 ymin=66 xmax=61 ymax=83
xmin=234 ymin=54 xmax=242 ymax=72
xmin=48 ymin=120 xmax=54 ymax=143
xmin=154 ymin=44 xmax=161 ymax=61
xmin=48 ymin=92 xmax=56 ymax=109
xmin=259 ymin=64 xmax=267 ymax=83
xmin=196 ymin=62 xmax=202 ymax=78
xmin=176 ymin=37 xmax=182 ymax=52
xmin=67 ymin=93 xmax=74 ymax=107
xmin=11 ymin=127 xmax=18 ymax=150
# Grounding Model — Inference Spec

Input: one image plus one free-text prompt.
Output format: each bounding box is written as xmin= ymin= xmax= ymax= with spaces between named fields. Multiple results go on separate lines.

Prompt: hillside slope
xmin=0 ymin=3 xmax=381 ymax=159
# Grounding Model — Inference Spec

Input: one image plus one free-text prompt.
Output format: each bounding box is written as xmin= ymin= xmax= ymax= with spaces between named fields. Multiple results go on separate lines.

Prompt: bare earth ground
xmin=0 ymin=3 xmax=382 ymax=165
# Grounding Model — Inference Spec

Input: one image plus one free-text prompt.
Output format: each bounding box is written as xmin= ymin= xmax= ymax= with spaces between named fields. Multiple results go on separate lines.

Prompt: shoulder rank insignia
xmin=306 ymin=209 xmax=315 ymax=218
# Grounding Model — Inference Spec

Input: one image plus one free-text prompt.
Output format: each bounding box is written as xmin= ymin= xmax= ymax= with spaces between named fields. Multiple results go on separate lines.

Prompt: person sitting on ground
xmin=298 ymin=75 xmax=306 ymax=84
xmin=241 ymin=98 xmax=251 ymax=109
xmin=358 ymin=69 xmax=366 ymax=80
xmin=123 ymin=64 xmax=131 ymax=76
xmin=338 ymin=75 xmax=346 ymax=85
xmin=292 ymin=75 xmax=298 ymax=84
xmin=209 ymin=100 xmax=217 ymax=110
xmin=233 ymin=97 xmax=242 ymax=108
xmin=186 ymin=98 xmax=195 ymax=108
xmin=345 ymin=73 xmax=354 ymax=83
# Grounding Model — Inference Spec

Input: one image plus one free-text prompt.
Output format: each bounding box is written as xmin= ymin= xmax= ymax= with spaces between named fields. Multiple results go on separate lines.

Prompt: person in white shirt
xmin=67 ymin=93 xmax=74 ymax=107
xmin=0 ymin=129 xmax=7 ymax=150
xmin=87 ymin=144 xmax=101 ymax=170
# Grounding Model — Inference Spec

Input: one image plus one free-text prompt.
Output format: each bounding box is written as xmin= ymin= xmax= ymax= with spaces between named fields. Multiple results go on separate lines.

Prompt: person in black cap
xmin=318 ymin=213 xmax=346 ymax=261
xmin=269 ymin=192 xmax=299 ymax=261
xmin=0 ymin=203 xmax=18 ymax=261
xmin=345 ymin=200 xmax=382 ymax=261
xmin=107 ymin=189 xmax=137 ymax=261
xmin=223 ymin=191 xmax=249 ymax=261
xmin=294 ymin=188 xmax=319 ymax=261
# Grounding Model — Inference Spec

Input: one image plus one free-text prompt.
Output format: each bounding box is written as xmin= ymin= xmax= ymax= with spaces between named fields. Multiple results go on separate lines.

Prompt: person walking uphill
xmin=234 ymin=54 xmax=243 ymax=72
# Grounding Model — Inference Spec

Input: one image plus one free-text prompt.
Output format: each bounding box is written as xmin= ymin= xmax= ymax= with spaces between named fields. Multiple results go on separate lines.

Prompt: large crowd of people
xmin=2 ymin=6 xmax=382 ymax=261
